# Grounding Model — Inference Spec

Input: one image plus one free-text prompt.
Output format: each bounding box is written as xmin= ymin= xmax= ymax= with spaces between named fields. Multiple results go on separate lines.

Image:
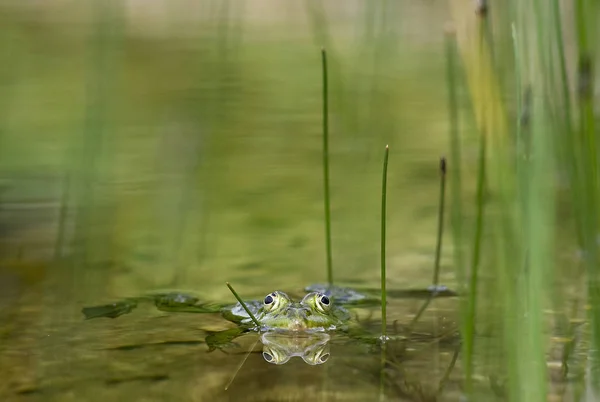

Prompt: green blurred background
xmin=0 ymin=0 xmax=468 ymax=301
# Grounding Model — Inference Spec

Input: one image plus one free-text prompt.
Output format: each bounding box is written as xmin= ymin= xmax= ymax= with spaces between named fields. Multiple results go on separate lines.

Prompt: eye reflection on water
xmin=260 ymin=332 xmax=331 ymax=365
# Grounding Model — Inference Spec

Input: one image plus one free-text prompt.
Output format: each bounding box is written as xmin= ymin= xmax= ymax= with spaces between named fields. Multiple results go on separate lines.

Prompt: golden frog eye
xmin=264 ymin=294 xmax=275 ymax=305
xmin=263 ymin=291 xmax=289 ymax=313
xmin=315 ymin=293 xmax=331 ymax=313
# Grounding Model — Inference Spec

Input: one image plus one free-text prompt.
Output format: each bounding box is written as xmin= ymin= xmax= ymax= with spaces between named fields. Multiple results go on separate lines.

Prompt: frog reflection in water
xmin=221 ymin=291 xmax=351 ymax=331
xmin=260 ymin=332 xmax=331 ymax=365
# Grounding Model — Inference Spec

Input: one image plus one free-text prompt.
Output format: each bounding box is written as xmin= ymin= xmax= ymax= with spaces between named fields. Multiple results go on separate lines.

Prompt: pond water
xmin=3 ymin=276 xmax=462 ymax=401
xmin=0 ymin=1 xmax=592 ymax=401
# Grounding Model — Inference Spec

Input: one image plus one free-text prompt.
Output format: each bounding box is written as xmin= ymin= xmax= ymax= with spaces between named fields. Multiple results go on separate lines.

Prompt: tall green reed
xmin=449 ymin=0 xmax=599 ymax=399
xmin=321 ymin=47 xmax=334 ymax=287
xmin=380 ymin=145 xmax=389 ymax=340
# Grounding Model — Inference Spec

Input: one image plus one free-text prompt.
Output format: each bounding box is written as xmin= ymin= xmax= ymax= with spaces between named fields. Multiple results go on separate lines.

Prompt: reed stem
xmin=225 ymin=282 xmax=261 ymax=328
xmin=380 ymin=145 xmax=389 ymax=340
xmin=406 ymin=158 xmax=447 ymax=332
xmin=321 ymin=47 xmax=334 ymax=287
xmin=432 ymin=157 xmax=447 ymax=285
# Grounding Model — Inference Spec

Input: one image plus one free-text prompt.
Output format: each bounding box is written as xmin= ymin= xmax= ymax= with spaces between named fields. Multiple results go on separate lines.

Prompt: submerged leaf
xmin=82 ymin=299 xmax=138 ymax=319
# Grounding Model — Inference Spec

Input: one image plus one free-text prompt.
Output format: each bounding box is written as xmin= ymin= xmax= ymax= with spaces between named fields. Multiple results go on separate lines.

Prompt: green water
xmin=0 ymin=2 xmax=591 ymax=401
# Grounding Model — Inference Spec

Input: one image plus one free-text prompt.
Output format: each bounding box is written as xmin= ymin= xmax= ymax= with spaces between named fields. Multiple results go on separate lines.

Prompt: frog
xmin=220 ymin=290 xmax=351 ymax=332
xmin=82 ymin=289 xmax=354 ymax=333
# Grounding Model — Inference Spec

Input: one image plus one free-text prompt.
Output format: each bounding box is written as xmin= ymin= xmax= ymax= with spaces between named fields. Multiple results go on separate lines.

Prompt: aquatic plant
xmin=226 ymin=282 xmax=261 ymax=327
xmin=321 ymin=47 xmax=334 ymax=287
xmin=380 ymin=145 xmax=389 ymax=341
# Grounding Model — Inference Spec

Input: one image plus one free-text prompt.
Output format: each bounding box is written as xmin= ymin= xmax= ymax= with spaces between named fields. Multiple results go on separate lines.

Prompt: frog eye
xmin=314 ymin=293 xmax=330 ymax=312
xmin=263 ymin=352 xmax=273 ymax=362
xmin=264 ymin=295 xmax=274 ymax=305
xmin=320 ymin=353 xmax=330 ymax=363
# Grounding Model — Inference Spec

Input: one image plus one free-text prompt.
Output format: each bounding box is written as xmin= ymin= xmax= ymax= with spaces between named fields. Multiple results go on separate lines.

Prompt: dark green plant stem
xmin=380 ymin=145 xmax=389 ymax=339
xmin=226 ymin=282 xmax=261 ymax=327
xmin=321 ymin=47 xmax=333 ymax=287
xmin=464 ymin=134 xmax=486 ymax=395
xmin=433 ymin=157 xmax=447 ymax=285
xmin=407 ymin=158 xmax=447 ymax=332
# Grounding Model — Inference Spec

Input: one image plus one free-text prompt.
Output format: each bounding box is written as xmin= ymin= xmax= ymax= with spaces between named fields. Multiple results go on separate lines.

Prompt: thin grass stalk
xmin=406 ymin=158 xmax=447 ymax=332
xmin=379 ymin=146 xmax=390 ymax=402
xmin=463 ymin=133 xmax=486 ymax=396
xmin=432 ymin=157 xmax=447 ymax=285
xmin=445 ymin=29 xmax=464 ymax=291
xmin=380 ymin=145 xmax=389 ymax=340
xmin=321 ymin=47 xmax=334 ymax=287
xmin=225 ymin=282 xmax=261 ymax=327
